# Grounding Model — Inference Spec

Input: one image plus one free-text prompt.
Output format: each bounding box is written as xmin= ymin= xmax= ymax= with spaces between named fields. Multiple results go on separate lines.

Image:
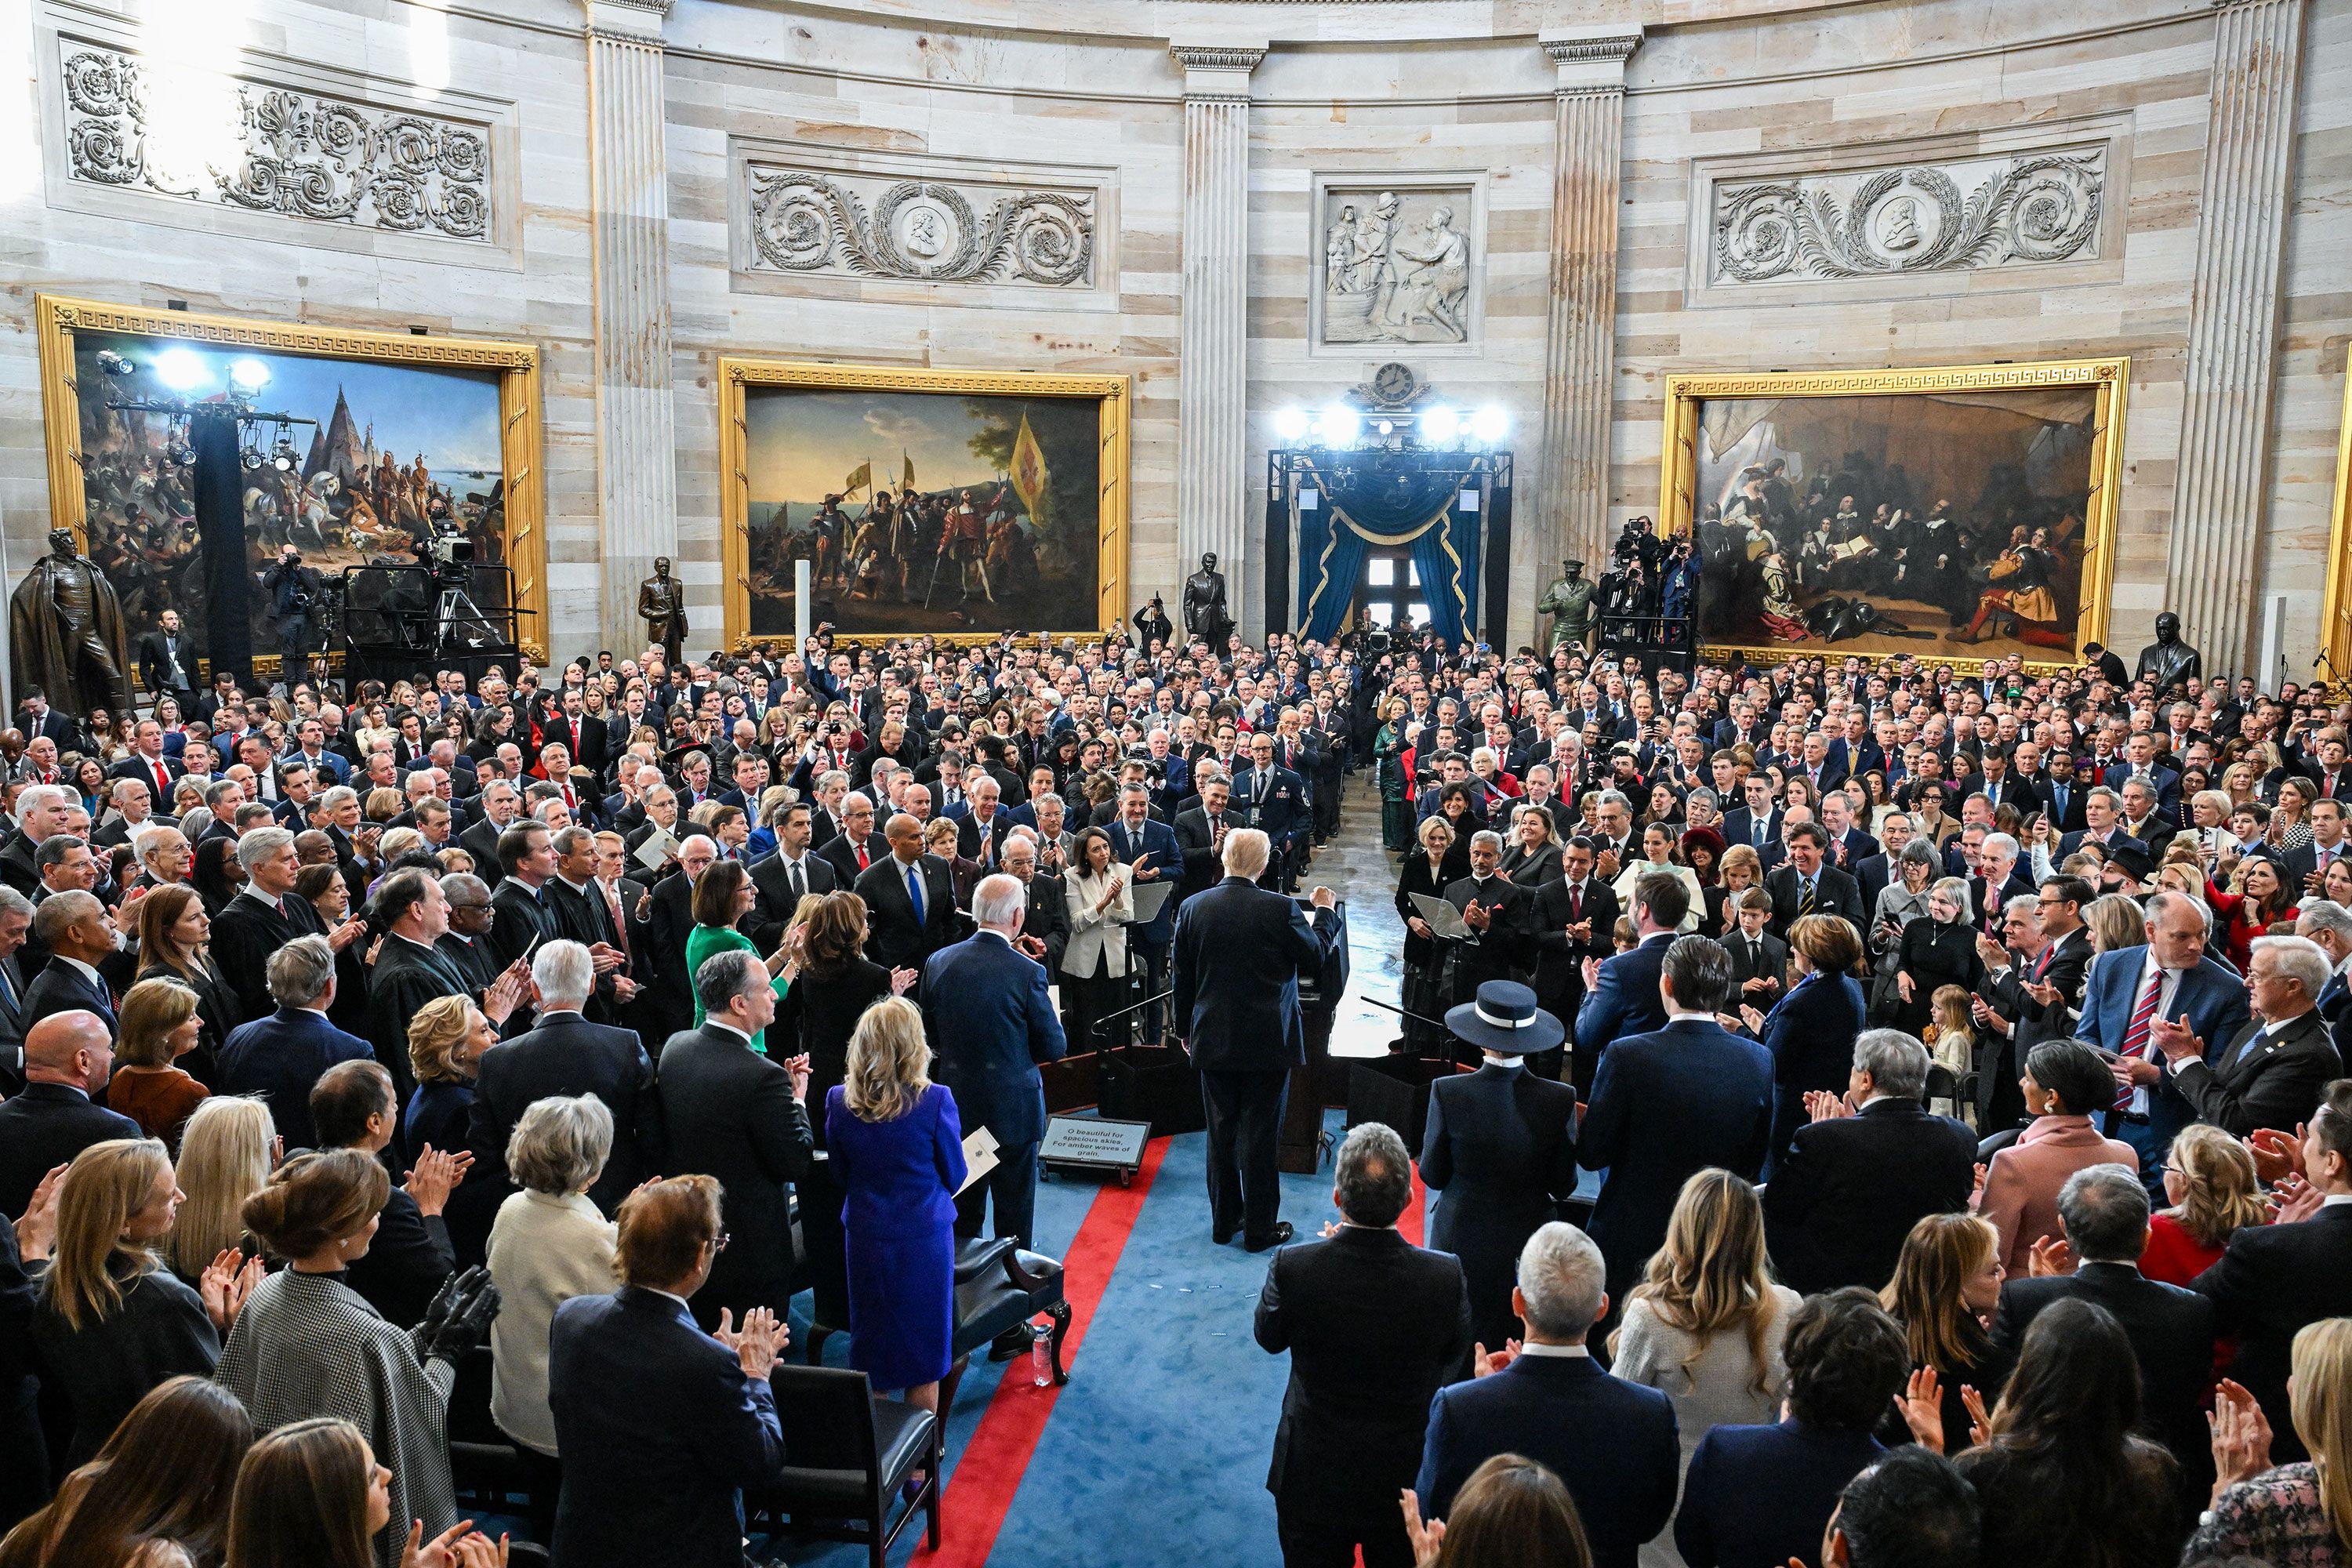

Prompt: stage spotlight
xmin=1469 ymin=405 xmax=1509 ymax=441
xmin=154 ymin=347 xmax=211 ymax=391
xmin=240 ymin=448 xmax=263 ymax=472
xmin=94 ymin=350 xmax=134 ymax=377
xmin=228 ymin=357 xmax=270 ymax=393
xmin=1419 ymin=405 xmax=1461 ymax=443
xmin=1316 ymin=405 xmax=1361 ymax=447
xmin=1272 ymin=408 xmax=1309 ymax=441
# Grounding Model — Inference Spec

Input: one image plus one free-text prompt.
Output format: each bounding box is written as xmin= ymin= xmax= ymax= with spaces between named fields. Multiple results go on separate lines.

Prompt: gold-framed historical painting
xmin=718 ymin=358 xmax=1128 ymax=646
xmin=1658 ymin=358 xmax=2129 ymax=670
xmin=34 ymin=294 xmax=547 ymax=670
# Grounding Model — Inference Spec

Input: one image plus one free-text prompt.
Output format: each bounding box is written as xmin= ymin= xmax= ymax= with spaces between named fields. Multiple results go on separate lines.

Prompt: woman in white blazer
xmin=485 ymin=1093 xmax=619 ymax=1534
xmin=1062 ymin=826 xmax=1133 ymax=1053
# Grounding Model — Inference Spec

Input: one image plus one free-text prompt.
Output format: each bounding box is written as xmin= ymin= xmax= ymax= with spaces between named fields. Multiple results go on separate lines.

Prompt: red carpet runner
xmin=912 ymin=1135 xmax=1171 ymax=1568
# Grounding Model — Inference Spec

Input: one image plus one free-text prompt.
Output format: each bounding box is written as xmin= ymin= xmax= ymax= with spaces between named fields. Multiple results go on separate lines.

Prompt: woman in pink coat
xmin=1975 ymin=1038 xmax=2140 ymax=1275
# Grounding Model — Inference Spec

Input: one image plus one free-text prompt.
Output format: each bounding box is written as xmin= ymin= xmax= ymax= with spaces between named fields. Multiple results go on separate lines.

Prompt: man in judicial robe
xmin=210 ymin=828 xmax=328 ymax=1024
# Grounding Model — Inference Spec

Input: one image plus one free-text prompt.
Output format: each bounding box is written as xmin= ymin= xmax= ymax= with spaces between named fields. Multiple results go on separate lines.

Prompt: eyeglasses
xmin=710 ymin=1232 xmax=731 ymax=1254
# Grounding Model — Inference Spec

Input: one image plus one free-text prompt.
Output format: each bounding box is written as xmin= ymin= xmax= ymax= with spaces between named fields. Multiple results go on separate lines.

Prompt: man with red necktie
xmin=107 ymin=718 xmax=183 ymax=804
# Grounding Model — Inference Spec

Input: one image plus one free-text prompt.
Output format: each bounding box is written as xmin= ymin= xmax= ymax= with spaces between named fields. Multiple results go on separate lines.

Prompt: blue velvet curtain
xmin=1294 ymin=456 xmax=1483 ymax=644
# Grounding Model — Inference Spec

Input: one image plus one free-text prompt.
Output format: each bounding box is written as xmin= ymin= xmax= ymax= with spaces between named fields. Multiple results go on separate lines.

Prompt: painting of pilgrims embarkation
xmin=742 ymin=388 xmax=1102 ymax=637
xmin=1687 ymin=387 xmax=2102 ymax=661
xmin=71 ymin=331 xmax=510 ymax=662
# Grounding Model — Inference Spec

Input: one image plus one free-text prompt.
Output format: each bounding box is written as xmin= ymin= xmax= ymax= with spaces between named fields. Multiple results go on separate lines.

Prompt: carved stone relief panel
xmin=742 ymin=158 xmax=1098 ymax=290
xmin=56 ymin=37 xmax=494 ymax=244
xmin=1705 ymin=143 xmax=2107 ymax=287
xmin=1310 ymin=174 xmax=1484 ymax=356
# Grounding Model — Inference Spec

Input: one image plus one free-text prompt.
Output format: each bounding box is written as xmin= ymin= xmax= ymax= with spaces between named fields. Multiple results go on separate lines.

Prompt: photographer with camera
xmin=263 ymin=543 xmax=324 ymax=676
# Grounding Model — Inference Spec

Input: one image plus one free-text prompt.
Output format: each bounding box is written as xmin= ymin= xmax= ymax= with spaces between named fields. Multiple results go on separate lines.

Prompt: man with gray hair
xmin=209 ymin=825 xmax=347 ymax=1022
xmin=657 ymin=946 xmax=812 ymax=1327
xmin=1173 ymin=828 xmax=1340 ymax=1251
xmin=1989 ymin=1162 xmax=2216 ymax=1474
xmin=1762 ymin=1029 xmax=1979 ymax=1295
xmin=1414 ymin=1221 xmax=1680 ymax=1555
xmin=2151 ymin=931 xmax=2343 ymax=1138
xmin=0 ymin=884 xmax=34 ymax=1086
xmin=1441 ymin=827 xmax=1529 ymax=1007
xmin=215 ymin=933 xmax=372 ymax=1150
xmin=1253 ymin=1123 xmax=1470 ymax=1568
xmin=922 ymin=873 xmax=1067 ymax=1261
xmin=2296 ymin=895 xmax=2352 ymax=1062
xmin=470 ymin=938 xmax=662 ymax=1217
xmin=0 ymin=783 xmax=77 ymax=896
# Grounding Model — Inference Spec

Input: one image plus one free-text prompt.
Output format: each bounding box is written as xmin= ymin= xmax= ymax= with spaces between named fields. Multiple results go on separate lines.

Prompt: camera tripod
xmin=433 ymin=577 xmax=501 ymax=652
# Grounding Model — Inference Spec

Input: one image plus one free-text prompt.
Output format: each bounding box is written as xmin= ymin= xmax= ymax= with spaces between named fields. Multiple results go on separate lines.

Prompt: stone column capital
xmin=583 ymin=0 xmax=671 ymax=44
xmin=1540 ymin=25 xmax=1643 ymax=92
xmin=1169 ymin=42 xmax=1268 ymax=99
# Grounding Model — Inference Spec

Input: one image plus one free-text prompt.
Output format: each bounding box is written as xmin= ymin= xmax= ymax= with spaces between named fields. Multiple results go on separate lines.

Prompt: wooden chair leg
xmin=1047 ymin=1301 xmax=1073 ymax=1385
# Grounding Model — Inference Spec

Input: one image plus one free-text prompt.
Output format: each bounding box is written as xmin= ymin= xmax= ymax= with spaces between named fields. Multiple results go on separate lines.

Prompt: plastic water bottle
xmin=1029 ymin=1323 xmax=1050 ymax=1388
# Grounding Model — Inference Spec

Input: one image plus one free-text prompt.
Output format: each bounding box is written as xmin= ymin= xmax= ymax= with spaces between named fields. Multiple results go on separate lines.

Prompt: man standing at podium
xmin=1171 ymin=828 xmax=1341 ymax=1252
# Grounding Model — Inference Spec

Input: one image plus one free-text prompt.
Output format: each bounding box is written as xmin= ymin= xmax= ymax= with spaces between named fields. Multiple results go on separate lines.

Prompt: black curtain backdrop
xmin=191 ymin=412 xmax=254 ymax=687
xmin=1483 ymin=474 xmax=1511 ymax=647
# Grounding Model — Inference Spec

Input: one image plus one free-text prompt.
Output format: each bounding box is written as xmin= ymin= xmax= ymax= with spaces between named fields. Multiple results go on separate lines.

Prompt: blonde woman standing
xmin=1611 ymin=1170 xmax=1799 ymax=1568
xmin=29 ymin=1138 xmax=260 ymax=1465
xmin=825 ymin=996 xmax=967 ymax=1414
xmin=167 ymin=1096 xmax=278 ymax=1286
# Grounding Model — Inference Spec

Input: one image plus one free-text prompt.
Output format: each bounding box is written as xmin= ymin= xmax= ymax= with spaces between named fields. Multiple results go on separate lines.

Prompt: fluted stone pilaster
xmin=583 ymin=0 xmax=680 ymax=655
xmin=1170 ymin=43 xmax=1264 ymax=644
xmin=1536 ymin=28 xmax=1642 ymax=615
xmin=2164 ymin=0 xmax=2305 ymax=675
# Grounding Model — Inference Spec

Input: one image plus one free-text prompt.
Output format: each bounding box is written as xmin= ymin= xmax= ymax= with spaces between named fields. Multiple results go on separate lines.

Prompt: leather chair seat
xmin=770 ymin=1399 xmax=936 ymax=1516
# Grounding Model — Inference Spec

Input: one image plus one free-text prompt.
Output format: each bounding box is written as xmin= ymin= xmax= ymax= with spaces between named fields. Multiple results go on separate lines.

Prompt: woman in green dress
xmin=1374 ymin=697 xmax=1414 ymax=853
xmin=684 ymin=858 xmax=798 ymax=1053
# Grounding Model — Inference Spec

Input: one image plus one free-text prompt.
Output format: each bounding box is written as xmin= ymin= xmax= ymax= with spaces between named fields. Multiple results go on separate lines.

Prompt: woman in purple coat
xmin=825 ymin=995 xmax=967 ymax=1412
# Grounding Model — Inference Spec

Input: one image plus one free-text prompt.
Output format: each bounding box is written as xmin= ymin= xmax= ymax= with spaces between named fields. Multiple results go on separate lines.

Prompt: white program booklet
xmin=956 ymin=1125 xmax=1002 ymax=1195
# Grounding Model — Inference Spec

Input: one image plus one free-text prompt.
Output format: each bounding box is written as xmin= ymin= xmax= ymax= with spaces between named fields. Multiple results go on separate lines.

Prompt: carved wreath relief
xmin=60 ymin=42 xmax=492 ymax=241
xmin=1712 ymin=150 xmax=2104 ymax=285
xmin=746 ymin=167 xmax=1095 ymax=288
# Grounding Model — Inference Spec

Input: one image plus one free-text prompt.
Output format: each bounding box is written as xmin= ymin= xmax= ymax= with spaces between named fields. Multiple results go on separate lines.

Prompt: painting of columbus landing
xmin=71 ymin=330 xmax=511 ymax=662
xmin=738 ymin=383 xmax=1109 ymax=638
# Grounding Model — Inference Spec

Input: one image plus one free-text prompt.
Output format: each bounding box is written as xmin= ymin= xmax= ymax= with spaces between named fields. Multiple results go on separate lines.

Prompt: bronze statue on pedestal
xmin=10 ymin=528 xmax=132 ymax=716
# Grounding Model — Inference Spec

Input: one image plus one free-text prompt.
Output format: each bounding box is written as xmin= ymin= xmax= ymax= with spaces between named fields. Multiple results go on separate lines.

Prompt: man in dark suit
xmin=1236 ymin=731 xmax=1312 ymax=891
xmin=488 ymin=822 xmax=561 ymax=972
xmin=1578 ymin=936 xmax=1773 ymax=1308
xmin=19 ymin=893 xmax=118 ymax=1039
xmin=546 ymin=1180 xmax=789 ymax=1568
xmin=0 ymin=1011 xmax=136 ymax=1216
xmin=310 ymin=1058 xmax=456 ymax=1327
xmin=1171 ymin=827 xmax=1341 ymax=1250
xmin=1990 ymin=1164 xmax=2215 ymax=1480
xmin=1441 ymin=830 xmax=1531 ymax=1011
xmin=1720 ymin=775 xmax=1783 ymax=858
xmin=469 ymin=940 xmax=663 ymax=1216
xmin=1763 ymin=1030 xmax=1977 ymax=1294
xmin=2154 ymin=933 xmax=2343 ymax=1138
xmin=955 ymin=779 xmax=1016 ymax=868
xmin=1526 ymin=839 xmax=1615 ymax=1069
xmin=107 ymin=719 xmax=184 ymax=800
xmin=1571 ymin=871 xmax=1686 ymax=1085
xmin=210 ymin=827 xmax=332 ymax=1024
xmin=1105 ymin=784 xmax=1184 ymax=1041
xmin=14 ymin=691 xmax=74 ymax=753
xmin=216 ymin=935 xmax=375 ymax=1153
xmin=924 ymin=875 xmax=1067 ymax=1264
xmin=2195 ymin=1079 xmax=2352 ymax=1461
xmin=2083 ymin=891 xmax=2256 ymax=1187
xmin=365 ymin=869 xmax=493 ymax=1112
xmin=743 ymin=800 xmax=835 ymax=952
xmin=0 ymin=889 xmax=31 ymax=1093
xmin=133 ymin=608 xmax=198 ymax=710
xmin=459 ymin=779 xmax=523 ymax=887
xmin=1000 ymin=833 xmax=1069 ymax=974
xmin=656 ymin=949 xmax=814 ymax=1330
xmin=1975 ymin=875 xmax=2096 ymax=1133
xmin=1764 ymin=822 xmax=1865 ymax=939
xmin=815 ymin=793 xmax=887 ymax=886
xmin=853 ymin=812 xmax=957 ymax=978
xmin=641 ymin=836 xmax=717 ymax=1051
xmin=1255 ymin=1123 xmax=1471 ymax=1568
xmin=1173 ymin=775 xmax=1237 ymax=903
xmin=1415 ymin=1222 xmax=1679 ymax=1568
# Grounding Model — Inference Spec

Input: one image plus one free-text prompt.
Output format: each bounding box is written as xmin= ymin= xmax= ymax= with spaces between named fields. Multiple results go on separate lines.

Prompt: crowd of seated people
xmin=2 ymin=619 xmax=2352 ymax=1568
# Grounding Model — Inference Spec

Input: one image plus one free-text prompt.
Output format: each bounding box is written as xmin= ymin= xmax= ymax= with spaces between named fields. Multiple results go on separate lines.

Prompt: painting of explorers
xmin=742 ymin=387 xmax=1103 ymax=637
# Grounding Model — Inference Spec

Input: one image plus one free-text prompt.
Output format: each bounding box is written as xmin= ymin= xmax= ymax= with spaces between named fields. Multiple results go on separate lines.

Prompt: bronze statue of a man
xmin=2134 ymin=611 xmax=2201 ymax=692
xmin=1181 ymin=551 xmax=1234 ymax=656
xmin=10 ymin=527 xmax=132 ymax=716
xmin=1535 ymin=560 xmax=1595 ymax=652
xmin=638 ymin=557 xmax=688 ymax=670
